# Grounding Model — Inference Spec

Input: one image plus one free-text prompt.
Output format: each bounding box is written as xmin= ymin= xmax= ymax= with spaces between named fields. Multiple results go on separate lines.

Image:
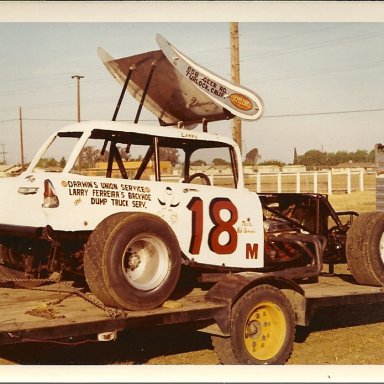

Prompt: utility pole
xmin=71 ymin=75 xmax=84 ymax=122
xmin=230 ymin=22 xmax=242 ymax=154
xmin=19 ymin=107 xmax=25 ymax=168
xmin=0 ymin=144 xmax=6 ymax=164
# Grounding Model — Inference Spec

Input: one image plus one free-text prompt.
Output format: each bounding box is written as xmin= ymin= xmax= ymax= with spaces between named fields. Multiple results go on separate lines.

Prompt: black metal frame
xmin=258 ymin=192 xmax=359 ymax=271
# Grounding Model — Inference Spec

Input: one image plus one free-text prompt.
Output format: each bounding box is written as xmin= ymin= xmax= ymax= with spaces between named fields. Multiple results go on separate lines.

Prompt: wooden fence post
xmin=347 ymin=168 xmax=351 ymax=194
xmin=256 ymin=173 xmax=261 ymax=193
xmin=327 ymin=170 xmax=332 ymax=195
xmin=359 ymin=169 xmax=364 ymax=192
xmin=313 ymin=171 xmax=318 ymax=193
xmin=296 ymin=172 xmax=301 ymax=193
xmin=277 ymin=172 xmax=282 ymax=193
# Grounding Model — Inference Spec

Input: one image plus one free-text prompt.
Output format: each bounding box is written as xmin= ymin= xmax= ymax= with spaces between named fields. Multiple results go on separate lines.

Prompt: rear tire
xmin=84 ymin=212 xmax=181 ymax=310
xmin=346 ymin=211 xmax=384 ymax=286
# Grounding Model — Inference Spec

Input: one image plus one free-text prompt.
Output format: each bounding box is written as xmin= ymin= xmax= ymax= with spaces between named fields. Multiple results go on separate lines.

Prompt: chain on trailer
xmin=0 ymin=274 xmax=125 ymax=318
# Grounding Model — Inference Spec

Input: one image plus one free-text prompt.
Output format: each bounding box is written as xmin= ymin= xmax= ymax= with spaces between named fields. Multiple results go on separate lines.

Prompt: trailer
xmin=0 ymin=270 xmax=382 ymax=365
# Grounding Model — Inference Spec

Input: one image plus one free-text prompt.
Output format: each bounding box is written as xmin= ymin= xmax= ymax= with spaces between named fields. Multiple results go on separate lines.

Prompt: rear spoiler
xmin=99 ymin=34 xmax=263 ymax=129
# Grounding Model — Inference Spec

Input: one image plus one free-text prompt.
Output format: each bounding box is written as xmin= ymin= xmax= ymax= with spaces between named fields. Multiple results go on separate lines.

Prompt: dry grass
xmin=328 ymin=190 xmax=376 ymax=213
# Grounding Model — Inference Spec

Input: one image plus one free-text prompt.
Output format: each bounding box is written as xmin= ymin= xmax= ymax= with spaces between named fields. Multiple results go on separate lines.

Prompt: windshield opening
xmin=32 ymin=132 xmax=82 ymax=173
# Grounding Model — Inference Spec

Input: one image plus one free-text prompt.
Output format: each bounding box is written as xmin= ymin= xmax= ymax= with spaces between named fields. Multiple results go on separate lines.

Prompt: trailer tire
xmin=346 ymin=211 xmax=384 ymax=286
xmin=84 ymin=212 xmax=181 ymax=310
xmin=229 ymin=284 xmax=295 ymax=365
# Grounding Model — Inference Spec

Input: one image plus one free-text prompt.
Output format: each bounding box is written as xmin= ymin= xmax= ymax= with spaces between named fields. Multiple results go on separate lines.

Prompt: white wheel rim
xmin=122 ymin=234 xmax=169 ymax=290
xmin=380 ymin=232 xmax=384 ymax=264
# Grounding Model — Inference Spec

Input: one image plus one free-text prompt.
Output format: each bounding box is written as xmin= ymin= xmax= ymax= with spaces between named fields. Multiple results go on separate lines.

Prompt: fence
xmin=163 ymin=169 xmax=376 ymax=194
xmin=243 ymin=170 xmax=376 ymax=195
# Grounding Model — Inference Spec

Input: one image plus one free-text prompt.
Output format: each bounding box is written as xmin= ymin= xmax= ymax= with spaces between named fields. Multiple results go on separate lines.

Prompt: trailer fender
xmin=205 ymin=273 xmax=306 ymax=334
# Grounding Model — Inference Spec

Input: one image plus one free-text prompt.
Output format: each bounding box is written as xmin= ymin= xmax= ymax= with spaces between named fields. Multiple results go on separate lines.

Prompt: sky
xmin=1 ymin=2 xmax=384 ymax=166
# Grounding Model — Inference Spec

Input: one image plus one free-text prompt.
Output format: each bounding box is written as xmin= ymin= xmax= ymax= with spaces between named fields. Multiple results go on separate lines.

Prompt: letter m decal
xmin=246 ymin=243 xmax=258 ymax=259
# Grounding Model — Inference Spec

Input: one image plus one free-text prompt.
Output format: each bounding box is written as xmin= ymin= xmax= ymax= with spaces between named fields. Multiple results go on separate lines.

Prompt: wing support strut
xmin=134 ymin=62 xmax=157 ymax=124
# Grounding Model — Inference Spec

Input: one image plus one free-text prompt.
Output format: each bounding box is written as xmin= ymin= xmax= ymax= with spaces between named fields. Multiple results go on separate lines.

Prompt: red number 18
xmin=187 ymin=197 xmax=238 ymax=255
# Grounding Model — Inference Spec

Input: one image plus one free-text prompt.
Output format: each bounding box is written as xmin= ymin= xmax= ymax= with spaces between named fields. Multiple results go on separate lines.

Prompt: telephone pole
xmin=0 ymin=144 xmax=6 ymax=164
xmin=19 ymin=107 xmax=25 ymax=168
xmin=230 ymin=22 xmax=242 ymax=154
xmin=71 ymin=75 xmax=84 ymax=122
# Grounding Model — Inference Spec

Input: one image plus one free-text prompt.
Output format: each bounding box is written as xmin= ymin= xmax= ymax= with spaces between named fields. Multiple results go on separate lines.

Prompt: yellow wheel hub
xmin=243 ymin=301 xmax=286 ymax=361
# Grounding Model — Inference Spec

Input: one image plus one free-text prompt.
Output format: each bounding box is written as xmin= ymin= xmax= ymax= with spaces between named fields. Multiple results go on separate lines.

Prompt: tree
xmin=212 ymin=158 xmax=229 ymax=166
xmin=59 ymin=157 xmax=66 ymax=168
xmin=293 ymin=147 xmax=299 ymax=165
xmin=258 ymin=159 xmax=285 ymax=167
xmin=245 ymin=147 xmax=260 ymax=165
xmin=118 ymin=145 xmax=131 ymax=161
xmin=159 ymin=147 xmax=179 ymax=165
xmin=191 ymin=159 xmax=207 ymax=166
xmin=298 ymin=150 xmax=327 ymax=169
xmin=36 ymin=157 xmax=59 ymax=169
xmin=295 ymin=148 xmax=375 ymax=169
xmin=80 ymin=146 xmax=100 ymax=168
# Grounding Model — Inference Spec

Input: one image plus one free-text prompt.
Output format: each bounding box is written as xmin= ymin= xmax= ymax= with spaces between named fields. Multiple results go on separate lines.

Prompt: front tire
xmin=220 ymin=284 xmax=295 ymax=365
xmin=346 ymin=211 xmax=384 ymax=286
xmin=84 ymin=213 xmax=181 ymax=310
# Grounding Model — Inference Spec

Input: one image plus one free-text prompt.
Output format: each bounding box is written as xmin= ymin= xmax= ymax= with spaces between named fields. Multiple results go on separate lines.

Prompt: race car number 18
xmin=187 ymin=197 xmax=238 ymax=255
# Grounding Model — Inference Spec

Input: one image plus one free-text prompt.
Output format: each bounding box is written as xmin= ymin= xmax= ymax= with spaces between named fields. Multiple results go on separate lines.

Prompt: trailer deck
xmin=0 ymin=273 xmax=383 ymax=346
xmin=0 ymin=283 xmax=225 ymax=345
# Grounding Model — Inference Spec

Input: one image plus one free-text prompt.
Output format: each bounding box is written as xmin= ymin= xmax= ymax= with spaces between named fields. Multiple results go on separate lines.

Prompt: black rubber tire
xmin=346 ymin=211 xmax=384 ymax=286
xmin=229 ymin=284 xmax=295 ymax=365
xmin=84 ymin=212 xmax=181 ymax=310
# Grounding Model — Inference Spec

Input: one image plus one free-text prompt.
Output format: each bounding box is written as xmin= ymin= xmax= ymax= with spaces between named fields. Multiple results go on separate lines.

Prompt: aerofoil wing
xmin=98 ymin=34 xmax=263 ymax=128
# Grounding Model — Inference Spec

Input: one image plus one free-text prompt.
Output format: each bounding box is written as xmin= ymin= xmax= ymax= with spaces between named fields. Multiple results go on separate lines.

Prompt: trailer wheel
xmin=228 ymin=285 xmax=295 ymax=365
xmin=346 ymin=211 xmax=384 ymax=286
xmin=84 ymin=212 xmax=181 ymax=310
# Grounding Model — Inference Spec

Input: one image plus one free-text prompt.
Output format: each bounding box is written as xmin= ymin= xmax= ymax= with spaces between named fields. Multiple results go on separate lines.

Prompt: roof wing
xmin=98 ymin=34 xmax=263 ymax=128
xmin=156 ymin=34 xmax=263 ymax=121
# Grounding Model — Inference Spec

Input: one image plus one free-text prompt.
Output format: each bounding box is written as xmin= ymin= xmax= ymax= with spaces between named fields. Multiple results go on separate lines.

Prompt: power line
xmin=240 ymin=29 xmax=384 ymax=63
xmin=1 ymin=106 xmax=384 ymax=125
xmin=0 ymin=119 xmax=18 ymax=123
xmin=264 ymin=107 xmax=384 ymax=119
xmin=0 ymin=118 xmax=162 ymax=125
xmin=0 ymin=118 xmax=74 ymax=123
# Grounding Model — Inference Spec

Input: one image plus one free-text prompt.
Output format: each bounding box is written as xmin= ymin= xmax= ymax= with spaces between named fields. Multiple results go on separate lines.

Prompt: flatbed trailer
xmin=0 ymin=272 xmax=383 ymax=365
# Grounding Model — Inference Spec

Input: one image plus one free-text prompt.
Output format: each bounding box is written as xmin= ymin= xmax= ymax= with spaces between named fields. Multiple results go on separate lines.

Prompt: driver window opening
xmin=187 ymin=146 xmax=237 ymax=188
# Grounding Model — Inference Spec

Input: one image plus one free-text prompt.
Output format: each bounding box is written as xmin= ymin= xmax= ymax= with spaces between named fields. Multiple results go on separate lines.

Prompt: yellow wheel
xmin=230 ymin=284 xmax=295 ymax=364
xmin=242 ymin=301 xmax=287 ymax=361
